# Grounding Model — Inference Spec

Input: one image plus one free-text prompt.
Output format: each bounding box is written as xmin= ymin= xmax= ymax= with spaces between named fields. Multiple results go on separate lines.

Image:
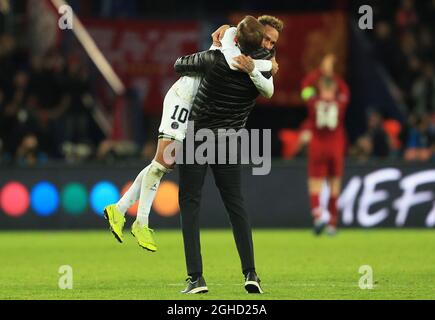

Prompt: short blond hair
xmin=237 ymin=16 xmax=265 ymax=53
xmin=258 ymin=15 xmax=284 ymax=33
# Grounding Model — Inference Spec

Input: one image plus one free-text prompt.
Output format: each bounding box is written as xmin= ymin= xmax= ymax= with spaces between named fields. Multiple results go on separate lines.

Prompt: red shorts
xmin=308 ymin=142 xmax=345 ymax=178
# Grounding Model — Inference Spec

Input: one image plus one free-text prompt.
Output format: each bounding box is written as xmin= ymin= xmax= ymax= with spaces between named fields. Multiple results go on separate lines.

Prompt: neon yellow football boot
xmin=131 ymin=221 xmax=157 ymax=252
xmin=103 ymin=204 xmax=125 ymax=243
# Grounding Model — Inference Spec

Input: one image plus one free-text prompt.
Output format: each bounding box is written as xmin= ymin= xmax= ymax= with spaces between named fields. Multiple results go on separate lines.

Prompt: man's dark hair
xmin=236 ymin=16 xmax=264 ymax=54
xmin=258 ymin=15 xmax=284 ymax=33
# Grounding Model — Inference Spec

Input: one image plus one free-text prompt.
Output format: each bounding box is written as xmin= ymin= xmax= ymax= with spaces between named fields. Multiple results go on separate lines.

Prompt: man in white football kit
xmin=104 ymin=16 xmax=278 ymax=252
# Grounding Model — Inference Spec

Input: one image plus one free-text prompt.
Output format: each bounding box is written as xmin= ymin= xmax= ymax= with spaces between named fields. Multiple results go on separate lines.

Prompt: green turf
xmin=0 ymin=229 xmax=434 ymax=300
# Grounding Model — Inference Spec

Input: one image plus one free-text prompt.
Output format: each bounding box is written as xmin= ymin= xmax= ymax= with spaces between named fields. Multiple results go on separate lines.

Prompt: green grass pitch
xmin=0 ymin=229 xmax=434 ymax=300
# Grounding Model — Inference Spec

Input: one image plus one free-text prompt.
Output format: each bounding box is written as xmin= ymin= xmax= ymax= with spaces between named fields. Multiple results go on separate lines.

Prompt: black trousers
xmin=178 ymin=160 xmax=256 ymax=276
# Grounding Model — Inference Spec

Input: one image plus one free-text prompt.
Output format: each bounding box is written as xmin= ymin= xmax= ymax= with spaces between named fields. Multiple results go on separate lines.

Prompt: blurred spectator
xmin=395 ymin=31 xmax=421 ymax=105
xmin=0 ymin=69 xmax=46 ymax=165
xmin=395 ymin=0 xmax=419 ymax=31
xmin=61 ymin=57 xmax=95 ymax=160
xmin=26 ymin=49 xmax=70 ymax=157
xmin=383 ymin=118 xmax=403 ymax=155
xmin=373 ymin=21 xmax=397 ymax=76
xmin=418 ymin=26 xmax=434 ymax=61
xmin=350 ymin=110 xmax=393 ymax=161
xmin=412 ymin=62 xmax=435 ymax=115
xmin=404 ymin=113 xmax=434 ymax=161
xmin=0 ymin=34 xmax=17 ymax=93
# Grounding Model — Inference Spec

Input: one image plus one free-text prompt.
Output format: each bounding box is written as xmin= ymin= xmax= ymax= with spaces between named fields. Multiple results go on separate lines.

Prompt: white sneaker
xmin=326 ymin=226 xmax=337 ymax=236
xmin=313 ymin=207 xmax=329 ymax=236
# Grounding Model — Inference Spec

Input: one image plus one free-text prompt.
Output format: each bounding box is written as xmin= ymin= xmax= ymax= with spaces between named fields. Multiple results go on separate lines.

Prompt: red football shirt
xmin=306 ymin=95 xmax=349 ymax=177
xmin=307 ymin=96 xmax=348 ymax=144
xmin=301 ymin=69 xmax=350 ymax=144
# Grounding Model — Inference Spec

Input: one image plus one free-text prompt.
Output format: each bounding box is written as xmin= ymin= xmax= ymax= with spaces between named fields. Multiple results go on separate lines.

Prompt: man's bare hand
xmin=271 ymin=57 xmax=279 ymax=76
xmin=211 ymin=24 xmax=230 ymax=47
xmin=232 ymin=55 xmax=255 ymax=74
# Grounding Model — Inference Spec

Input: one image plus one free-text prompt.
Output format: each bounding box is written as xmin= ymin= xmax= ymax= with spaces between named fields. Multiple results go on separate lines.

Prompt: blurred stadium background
xmin=0 ymin=0 xmax=434 ymax=230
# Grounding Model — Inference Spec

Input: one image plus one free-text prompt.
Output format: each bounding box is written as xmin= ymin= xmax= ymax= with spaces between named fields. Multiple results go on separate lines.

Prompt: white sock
xmin=136 ymin=160 xmax=171 ymax=226
xmin=116 ymin=165 xmax=151 ymax=216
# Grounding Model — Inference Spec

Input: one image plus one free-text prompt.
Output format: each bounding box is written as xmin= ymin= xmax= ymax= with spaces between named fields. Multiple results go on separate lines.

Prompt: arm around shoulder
xmin=174 ymin=50 xmax=219 ymax=76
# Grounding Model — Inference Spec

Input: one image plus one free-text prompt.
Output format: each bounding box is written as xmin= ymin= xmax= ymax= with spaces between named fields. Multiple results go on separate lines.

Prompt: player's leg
xmin=131 ymin=139 xmax=177 ymax=251
xmin=326 ymin=176 xmax=342 ymax=236
xmin=115 ymin=166 xmax=150 ymax=216
xmin=105 ymin=88 xmax=188 ymax=246
xmin=116 ymin=137 xmax=179 ymax=217
xmin=210 ymin=162 xmax=263 ymax=293
xmin=135 ymin=139 xmax=177 ymax=226
xmin=325 ymin=150 xmax=345 ymax=235
xmin=308 ymin=148 xmax=329 ymax=235
xmin=104 ymin=164 xmax=150 ymax=243
xmin=131 ymin=89 xmax=190 ymax=250
xmin=179 ymin=159 xmax=209 ymax=294
xmin=104 ymin=139 xmax=176 ymax=245
xmin=123 ymin=82 xmax=190 ymax=222
xmin=308 ymin=177 xmax=324 ymax=220
xmin=104 ymin=144 xmax=171 ymax=246
xmin=308 ymin=177 xmax=329 ymax=234
xmin=121 ymin=86 xmax=189 ymax=219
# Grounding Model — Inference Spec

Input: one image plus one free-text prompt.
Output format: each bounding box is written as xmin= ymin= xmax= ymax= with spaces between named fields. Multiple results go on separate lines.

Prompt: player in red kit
xmin=301 ymin=62 xmax=350 ymax=236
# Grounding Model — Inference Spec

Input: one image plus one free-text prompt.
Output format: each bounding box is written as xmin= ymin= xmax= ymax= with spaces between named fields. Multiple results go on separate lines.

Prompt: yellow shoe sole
xmin=130 ymin=231 xmax=157 ymax=252
xmin=104 ymin=209 xmax=123 ymax=244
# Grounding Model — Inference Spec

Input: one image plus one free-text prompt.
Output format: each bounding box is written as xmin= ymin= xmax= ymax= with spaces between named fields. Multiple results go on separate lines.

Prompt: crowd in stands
xmin=363 ymin=0 xmax=435 ymax=161
xmin=0 ymin=34 xmax=103 ymax=164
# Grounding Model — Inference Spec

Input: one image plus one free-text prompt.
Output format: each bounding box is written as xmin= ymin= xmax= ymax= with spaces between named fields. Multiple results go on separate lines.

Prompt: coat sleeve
xmin=174 ymin=50 xmax=218 ymax=76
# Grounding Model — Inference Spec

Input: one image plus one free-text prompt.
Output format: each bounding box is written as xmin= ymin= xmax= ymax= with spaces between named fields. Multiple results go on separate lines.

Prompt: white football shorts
xmin=158 ymin=76 xmax=200 ymax=142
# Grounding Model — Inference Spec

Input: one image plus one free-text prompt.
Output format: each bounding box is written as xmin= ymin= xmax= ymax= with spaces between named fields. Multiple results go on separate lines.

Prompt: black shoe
xmin=244 ymin=272 xmax=264 ymax=294
xmin=181 ymin=276 xmax=209 ymax=294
